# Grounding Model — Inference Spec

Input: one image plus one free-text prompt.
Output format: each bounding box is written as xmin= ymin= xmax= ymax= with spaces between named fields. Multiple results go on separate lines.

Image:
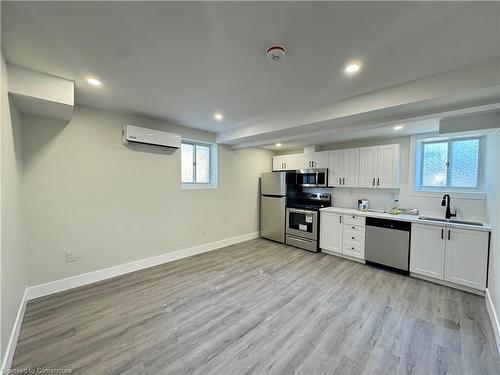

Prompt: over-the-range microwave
xmin=296 ymin=168 xmax=328 ymax=188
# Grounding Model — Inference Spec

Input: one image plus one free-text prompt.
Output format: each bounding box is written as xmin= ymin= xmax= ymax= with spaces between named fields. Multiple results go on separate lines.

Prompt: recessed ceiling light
xmin=214 ymin=112 xmax=224 ymax=121
xmin=394 ymin=125 xmax=404 ymax=130
xmin=344 ymin=62 xmax=361 ymax=75
xmin=276 ymin=143 xmax=282 ymax=147
xmin=87 ymin=77 xmax=101 ymax=86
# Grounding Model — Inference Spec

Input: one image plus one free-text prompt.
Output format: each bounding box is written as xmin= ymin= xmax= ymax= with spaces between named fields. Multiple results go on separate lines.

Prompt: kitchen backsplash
xmin=305 ymin=186 xmax=487 ymax=222
xmin=305 ymin=187 xmax=399 ymax=212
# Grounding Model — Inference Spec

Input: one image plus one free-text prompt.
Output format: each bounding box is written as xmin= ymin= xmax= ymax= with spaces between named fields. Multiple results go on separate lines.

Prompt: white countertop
xmin=320 ymin=206 xmax=491 ymax=232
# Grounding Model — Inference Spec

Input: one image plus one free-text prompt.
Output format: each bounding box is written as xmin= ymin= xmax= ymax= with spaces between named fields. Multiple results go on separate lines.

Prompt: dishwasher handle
xmin=365 ymin=217 xmax=411 ymax=232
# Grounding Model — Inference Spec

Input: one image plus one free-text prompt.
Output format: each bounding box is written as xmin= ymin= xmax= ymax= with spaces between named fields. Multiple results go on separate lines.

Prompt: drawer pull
xmin=352 ymin=247 xmax=355 ymax=250
xmin=352 ymin=236 xmax=355 ymax=240
xmin=352 ymin=226 xmax=355 ymax=229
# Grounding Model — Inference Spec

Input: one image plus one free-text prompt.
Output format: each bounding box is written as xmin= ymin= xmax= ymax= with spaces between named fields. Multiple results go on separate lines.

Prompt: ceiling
xmin=2 ymin=2 xmax=500 ymax=142
xmin=261 ymin=119 xmax=441 ymax=151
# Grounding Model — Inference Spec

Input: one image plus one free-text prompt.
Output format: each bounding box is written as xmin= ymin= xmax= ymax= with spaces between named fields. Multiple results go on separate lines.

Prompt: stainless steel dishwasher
xmin=365 ymin=217 xmax=411 ymax=274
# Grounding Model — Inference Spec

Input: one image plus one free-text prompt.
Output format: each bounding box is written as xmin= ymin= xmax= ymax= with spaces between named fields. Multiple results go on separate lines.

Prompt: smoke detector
xmin=266 ymin=45 xmax=286 ymax=62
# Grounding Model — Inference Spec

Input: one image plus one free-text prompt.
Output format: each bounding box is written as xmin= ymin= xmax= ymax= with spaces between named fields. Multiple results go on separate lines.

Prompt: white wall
xmin=486 ymin=129 xmax=500 ymax=333
xmin=314 ymin=136 xmax=487 ymax=221
xmin=20 ymin=106 xmax=272 ymax=286
xmin=1 ymin=52 xmax=26 ymax=365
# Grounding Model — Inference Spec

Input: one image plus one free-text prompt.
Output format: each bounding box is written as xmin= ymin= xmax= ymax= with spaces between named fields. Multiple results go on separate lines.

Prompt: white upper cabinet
xmin=272 ymin=156 xmax=284 ymax=171
xmin=343 ymin=148 xmax=360 ymax=187
xmin=329 ymin=148 xmax=359 ymax=187
xmin=298 ymin=153 xmax=315 ymax=169
xmin=272 ymin=155 xmax=298 ymax=171
xmin=359 ymin=144 xmax=400 ymax=188
xmin=273 ymin=144 xmax=398 ymax=188
xmin=298 ymin=151 xmax=329 ymax=169
xmin=328 ymin=150 xmax=344 ymax=187
xmin=359 ymin=146 xmax=379 ymax=187
xmin=377 ymin=144 xmax=400 ymax=188
xmin=314 ymin=151 xmax=330 ymax=169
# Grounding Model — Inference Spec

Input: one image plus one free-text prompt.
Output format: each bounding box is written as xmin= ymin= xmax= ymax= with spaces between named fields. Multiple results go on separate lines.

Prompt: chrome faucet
xmin=441 ymin=194 xmax=457 ymax=219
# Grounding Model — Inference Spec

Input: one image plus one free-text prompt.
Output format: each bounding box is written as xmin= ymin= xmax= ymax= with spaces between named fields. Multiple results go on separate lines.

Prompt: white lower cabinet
xmin=444 ymin=228 xmax=489 ymax=290
xmin=410 ymin=223 xmax=489 ymax=291
xmin=410 ymin=224 xmax=446 ymax=279
xmin=320 ymin=212 xmax=343 ymax=254
xmin=320 ymin=212 xmax=365 ymax=260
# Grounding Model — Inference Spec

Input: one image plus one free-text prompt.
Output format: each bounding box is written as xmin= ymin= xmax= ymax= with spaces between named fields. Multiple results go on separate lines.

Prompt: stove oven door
xmin=286 ymin=208 xmax=318 ymax=240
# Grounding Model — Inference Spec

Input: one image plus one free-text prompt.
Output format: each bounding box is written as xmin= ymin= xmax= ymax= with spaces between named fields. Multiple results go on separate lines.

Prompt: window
xmin=181 ymin=141 xmax=217 ymax=188
xmin=415 ymin=136 xmax=482 ymax=192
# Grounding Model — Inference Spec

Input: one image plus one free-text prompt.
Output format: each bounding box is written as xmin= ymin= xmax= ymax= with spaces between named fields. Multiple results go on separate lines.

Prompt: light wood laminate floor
xmin=12 ymin=238 xmax=500 ymax=374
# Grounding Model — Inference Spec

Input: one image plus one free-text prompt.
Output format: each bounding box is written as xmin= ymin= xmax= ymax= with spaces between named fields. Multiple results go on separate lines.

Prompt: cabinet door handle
xmin=339 ymin=178 xmax=341 ymax=185
xmin=372 ymin=178 xmax=376 ymax=186
xmin=377 ymin=177 xmax=380 ymax=186
xmin=339 ymin=216 xmax=342 ymax=223
xmin=352 ymin=236 xmax=355 ymax=240
xmin=342 ymin=177 xmax=345 ymax=185
xmin=441 ymin=229 xmax=444 ymax=239
xmin=448 ymin=230 xmax=451 ymax=241
xmin=352 ymin=226 xmax=355 ymax=229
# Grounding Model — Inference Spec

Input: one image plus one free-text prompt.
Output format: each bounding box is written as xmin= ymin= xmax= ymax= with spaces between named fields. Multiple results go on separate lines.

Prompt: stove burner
xmin=286 ymin=192 xmax=331 ymax=211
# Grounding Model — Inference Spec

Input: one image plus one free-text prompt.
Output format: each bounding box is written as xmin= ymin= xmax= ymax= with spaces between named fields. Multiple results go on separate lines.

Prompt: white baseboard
xmin=1 ymin=288 xmax=28 ymax=373
xmin=27 ymin=231 xmax=259 ymax=301
xmin=321 ymin=249 xmax=365 ymax=264
xmin=486 ymin=288 xmax=500 ymax=357
xmin=410 ymin=272 xmax=485 ymax=296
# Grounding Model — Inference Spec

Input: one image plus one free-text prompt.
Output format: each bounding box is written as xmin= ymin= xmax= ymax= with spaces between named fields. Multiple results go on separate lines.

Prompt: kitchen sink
xmin=449 ymin=219 xmax=483 ymax=226
xmin=418 ymin=216 xmax=483 ymax=226
xmin=419 ymin=216 xmax=448 ymax=222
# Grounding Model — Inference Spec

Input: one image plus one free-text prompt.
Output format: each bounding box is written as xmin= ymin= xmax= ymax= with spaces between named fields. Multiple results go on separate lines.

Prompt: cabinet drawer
xmin=343 ymin=241 xmax=365 ymax=259
xmin=343 ymin=231 xmax=365 ymax=244
xmin=343 ymin=215 xmax=365 ymax=226
xmin=343 ymin=224 xmax=365 ymax=236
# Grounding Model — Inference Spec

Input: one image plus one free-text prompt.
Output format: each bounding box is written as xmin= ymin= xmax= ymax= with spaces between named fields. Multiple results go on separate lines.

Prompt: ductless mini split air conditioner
xmin=122 ymin=125 xmax=181 ymax=149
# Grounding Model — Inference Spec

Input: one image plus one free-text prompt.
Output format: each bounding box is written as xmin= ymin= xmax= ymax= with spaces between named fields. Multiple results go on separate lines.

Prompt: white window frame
xmin=181 ymin=140 xmax=218 ymax=190
xmin=408 ymin=132 xmax=486 ymax=200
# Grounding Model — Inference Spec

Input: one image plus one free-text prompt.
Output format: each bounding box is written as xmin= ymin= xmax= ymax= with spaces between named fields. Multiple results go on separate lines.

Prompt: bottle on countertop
xmin=391 ymin=199 xmax=401 ymax=215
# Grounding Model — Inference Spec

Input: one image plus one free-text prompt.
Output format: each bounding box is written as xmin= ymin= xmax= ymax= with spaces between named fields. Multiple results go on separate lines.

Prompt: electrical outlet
xmin=65 ymin=251 xmax=76 ymax=263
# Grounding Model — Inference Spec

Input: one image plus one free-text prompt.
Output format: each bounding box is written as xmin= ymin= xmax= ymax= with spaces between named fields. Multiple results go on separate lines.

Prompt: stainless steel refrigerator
xmin=260 ymin=172 xmax=287 ymax=243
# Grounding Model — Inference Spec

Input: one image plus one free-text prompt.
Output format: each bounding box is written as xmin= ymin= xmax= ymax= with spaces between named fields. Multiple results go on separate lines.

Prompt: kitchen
xmin=2 ymin=2 xmax=500 ymax=374
xmin=262 ymin=132 xmax=493 ymax=294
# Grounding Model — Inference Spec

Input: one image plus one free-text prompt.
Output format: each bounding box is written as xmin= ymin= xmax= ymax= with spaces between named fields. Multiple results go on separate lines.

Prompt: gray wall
xmin=1 ymin=52 xmax=26 ymax=364
xmin=20 ymin=106 xmax=272 ymax=286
